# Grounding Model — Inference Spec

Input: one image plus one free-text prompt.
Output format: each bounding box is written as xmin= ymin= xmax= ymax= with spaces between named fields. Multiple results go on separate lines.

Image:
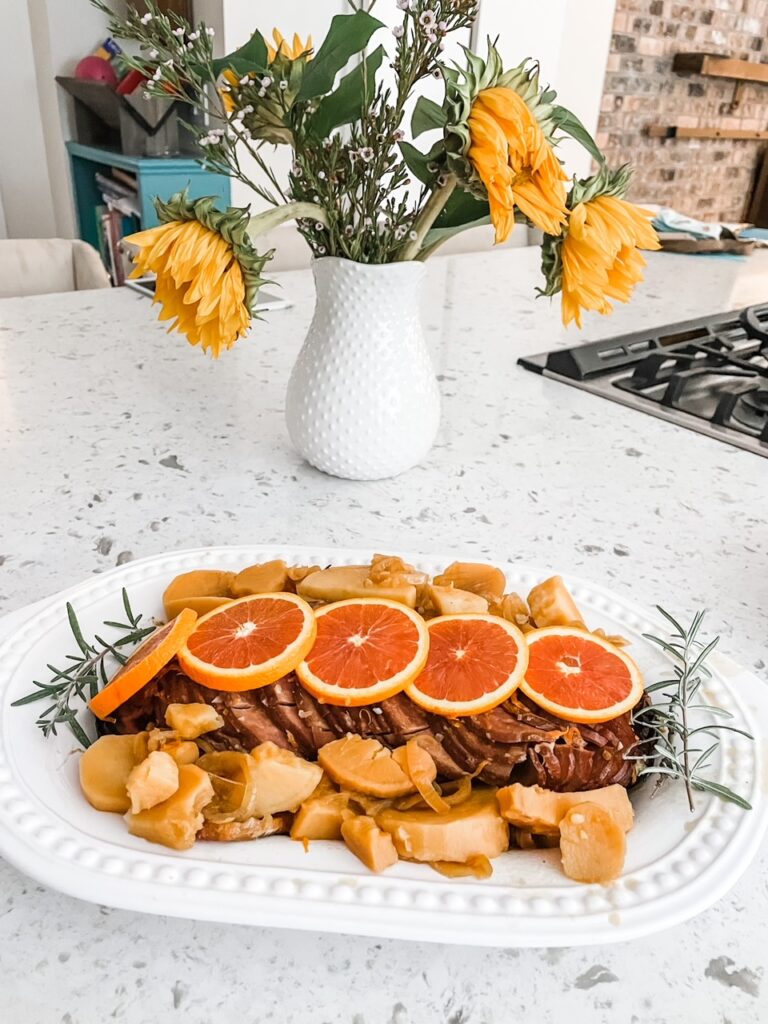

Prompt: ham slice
xmin=107 ymin=661 xmax=648 ymax=791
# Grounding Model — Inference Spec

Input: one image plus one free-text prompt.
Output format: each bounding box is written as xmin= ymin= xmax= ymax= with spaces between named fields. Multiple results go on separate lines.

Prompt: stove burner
xmin=518 ymin=301 xmax=768 ymax=456
xmin=742 ymin=388 xmax=768 ymax=414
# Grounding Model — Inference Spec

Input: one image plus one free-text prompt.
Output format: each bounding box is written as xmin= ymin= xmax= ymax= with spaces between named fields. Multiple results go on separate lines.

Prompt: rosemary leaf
xmin=11 ymin=590 xmax=155 ymax=748
xmin=632 ymin=608 xmax=753 ymax=813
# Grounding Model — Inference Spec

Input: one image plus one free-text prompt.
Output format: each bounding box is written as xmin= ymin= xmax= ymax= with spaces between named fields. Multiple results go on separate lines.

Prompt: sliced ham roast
xmin=107 ymin=660 xmax=648 ymax=791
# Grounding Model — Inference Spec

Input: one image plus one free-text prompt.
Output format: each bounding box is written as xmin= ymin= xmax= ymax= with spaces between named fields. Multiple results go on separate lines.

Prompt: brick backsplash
xmin=597 ymin=0 xmax=768 ymax=220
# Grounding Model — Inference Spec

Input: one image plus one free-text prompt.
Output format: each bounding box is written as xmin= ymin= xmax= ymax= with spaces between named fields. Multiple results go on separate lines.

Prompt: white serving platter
xmin=0 ymin=545 xmax=766 ymax=947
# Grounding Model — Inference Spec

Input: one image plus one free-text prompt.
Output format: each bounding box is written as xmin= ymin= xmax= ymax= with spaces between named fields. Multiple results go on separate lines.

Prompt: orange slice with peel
xmin=520 ymin=626 xmax=644 ymax=724
xmin=296 ymin=598 xmax=429 ymax=707
xmin=177 ymin=593 xmax=316 ymax=692
xmin=405 ymin=613 xmax=528 ymax=717
xmin=89 ymin=608 xmax=198 ymax=720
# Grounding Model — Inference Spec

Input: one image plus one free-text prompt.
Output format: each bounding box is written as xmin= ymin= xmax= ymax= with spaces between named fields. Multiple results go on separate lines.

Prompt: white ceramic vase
xmin=285 ymin=257 xmax=441 ymax=480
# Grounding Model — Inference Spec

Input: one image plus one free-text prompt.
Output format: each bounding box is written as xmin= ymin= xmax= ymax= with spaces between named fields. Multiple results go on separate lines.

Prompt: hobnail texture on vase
xmin=285 ymin=257 xmax=441 ymax=480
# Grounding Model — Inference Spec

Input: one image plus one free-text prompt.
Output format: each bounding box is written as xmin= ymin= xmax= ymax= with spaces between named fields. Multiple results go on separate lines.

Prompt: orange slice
xmin=405 ymin=614 xmax=528 ymax=717
xmin=520 ymin=626 xmax=644 ymax=724
xmin=177 ymin=593 xmax=316 ymax=692
xmin=296 ymin=598 xmax=429 ymax=707
xmin=89 ymin=608 xmax=198 ymax=720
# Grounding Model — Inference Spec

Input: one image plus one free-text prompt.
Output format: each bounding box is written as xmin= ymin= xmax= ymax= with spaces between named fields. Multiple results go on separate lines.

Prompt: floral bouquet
xmin=96 ymin=0 xmax=659 ymax=479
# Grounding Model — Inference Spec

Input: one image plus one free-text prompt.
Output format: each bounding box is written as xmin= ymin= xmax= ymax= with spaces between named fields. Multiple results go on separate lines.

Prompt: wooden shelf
xmin=673 ymin=53 xmax=768 ymax=84
xmin=647 ymin=124 xmax=768 ymax=140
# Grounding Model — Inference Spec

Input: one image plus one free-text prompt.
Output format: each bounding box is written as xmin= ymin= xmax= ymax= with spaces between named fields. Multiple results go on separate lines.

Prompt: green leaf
xmin=411 ymin=96 xmax=447 ymax=137
xmin=432 ymin=187 xmax=489 ymax=230
xmin=211 ymin=30 xmax=268 ymax=78
xmin=421 ymin=214 xmax=490 ymax=258
xmin=399 ymin=140 xmax=443 ymax=185
xmin=298 ymin=11 xmax=383 ymax=100
xmin=310 ymin=46 xmax=384 ymax=139
xmin=551 ymin=105 xmax=603 ymax=164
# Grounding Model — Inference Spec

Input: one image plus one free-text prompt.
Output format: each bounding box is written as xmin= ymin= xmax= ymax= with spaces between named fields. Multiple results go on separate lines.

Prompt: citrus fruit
xmin=519 ymin=626 xmax=644 ymax=723
xmin=405 ymin=613 xmax=528 ymax=717
xmin=89 ymin=608 xmax=198 ymax=720
xmin=295 ymin=598 xmax=430 ymax=707
xmin=177 ymin=593 xmax=316 ymax=692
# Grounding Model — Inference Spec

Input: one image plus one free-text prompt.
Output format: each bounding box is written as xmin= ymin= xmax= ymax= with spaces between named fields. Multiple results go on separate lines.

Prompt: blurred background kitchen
xmin=4 ymin=0 xmax=768 ymax=292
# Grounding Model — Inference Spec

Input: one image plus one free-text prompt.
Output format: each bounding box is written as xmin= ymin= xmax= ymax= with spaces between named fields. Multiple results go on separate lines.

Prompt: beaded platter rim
xmin=0 ymin=545 xmax=765 ymax=948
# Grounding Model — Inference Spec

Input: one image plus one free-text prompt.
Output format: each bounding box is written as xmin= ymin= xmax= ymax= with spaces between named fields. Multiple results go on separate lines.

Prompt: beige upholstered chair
xmin=0 ymin=238 xmax=111 ymax=298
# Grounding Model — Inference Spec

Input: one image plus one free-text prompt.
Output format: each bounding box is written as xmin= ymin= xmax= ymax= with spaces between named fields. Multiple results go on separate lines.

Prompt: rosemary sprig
xmin=628 ymin=607 xmax=753 ymax=812
xmin=11 ymin=589 xmax=155 ymax=749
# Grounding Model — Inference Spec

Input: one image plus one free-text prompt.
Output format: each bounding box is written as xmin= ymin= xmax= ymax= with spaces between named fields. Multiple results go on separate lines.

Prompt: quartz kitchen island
xmin=0 ymin=247 xmax=766 ymax=1023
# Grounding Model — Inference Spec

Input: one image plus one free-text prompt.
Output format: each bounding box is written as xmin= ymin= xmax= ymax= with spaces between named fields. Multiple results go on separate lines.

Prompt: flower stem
xmin=396 ymin=175 xmax=457 ymax=262
xmin=247 ymin=202 xmax=329 ymax=239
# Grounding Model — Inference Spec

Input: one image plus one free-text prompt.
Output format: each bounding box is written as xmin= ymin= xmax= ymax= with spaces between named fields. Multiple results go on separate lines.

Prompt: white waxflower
xmin=188 ymin=30 xmax=199 ymax=41
xmin=239 ymin=74 xmax=250 ymax=85
xmin=396 ymin=0 xmax=410 ymax=9
xmin=261 ymin=76 xmax=272 ymax=88
xmin=393 ymin=128 xmax=405 ymax=142
xmin=419 ymin=10 xmax=437 ymax=28
xmin=358 ymin=146 xmax=375 ymax=162
xmin=408 ymin=230 xmax=418 ymax=241
xmin=172 ymin=27 xmax=184 ymax=38
xmin=392 ymin=25 xmax=404 ymax=39
xmin=206 ymin=27 xmax=215 ymax=37
xmin=140 ymin=12 xmax=152 ymax=25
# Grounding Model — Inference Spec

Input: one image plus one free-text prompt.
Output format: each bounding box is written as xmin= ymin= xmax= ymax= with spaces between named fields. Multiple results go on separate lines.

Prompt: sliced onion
xmin=403 ymin=740 xmax=451 ymax=814
xmin=197 ymin=751 xmax=260 ymax=823
xmin=438 ymin=776 xmax=473 ymax=806
xmin=431 ymin=855 xmax=493 ymax=880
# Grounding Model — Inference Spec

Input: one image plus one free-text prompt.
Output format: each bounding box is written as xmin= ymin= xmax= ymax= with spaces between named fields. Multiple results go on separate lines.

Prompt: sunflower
xmin=126 ymin=193 xmax=269 ymax=358
xmin=444 ymin=44 xmax=568 ymax=243
xmin=467 ymin=87 xmax=568 ymax=242
xmin=219 ymin=29 xmax=313 ymax=140
xmin=266 ymin=29 xmax=313 ymax=62
xmin=545 ymin=167 xmax=660 ymax=328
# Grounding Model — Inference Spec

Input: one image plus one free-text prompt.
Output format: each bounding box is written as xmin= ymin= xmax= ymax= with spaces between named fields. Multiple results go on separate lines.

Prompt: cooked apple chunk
xmin=376 ymin=789 xmax=509 ymax=864
xmin=297 ymin=565 xmax=417 ymax=607
xmin=291 ymin=792 xmax=353 ymax=841
xmin=433 ymin=562 xmax=506 ymax=601
xmin=318 ymin=736 xmax=415 ymax=798
xmin=497 ymin=783 xmax=634 ymax=836
xmin=125 ymin=764 xmax=214 ymax=851
xmin=230 ymin=560 xmax=290 ymax=597
xmin=165 ymin=702 xmax=224 ymax=739
xmin=79 ymin=733 xmax=149 ymax=813
xmin=527 ymin=575 xmax=585 ymax=628
xmin=341 ymin=815 xmax=398 ymax=872
xmin=248 ymin=742 xmax=324 ymax=816
xmin=126 ymin=750 xmax=179 ymax=814
xmin=427 ymin=584 xmax=489 ymax=616
xmin=162 ymin=569 xmax=235 ymax=619
xmin=559 ymin=802 xmax=627 ymax=883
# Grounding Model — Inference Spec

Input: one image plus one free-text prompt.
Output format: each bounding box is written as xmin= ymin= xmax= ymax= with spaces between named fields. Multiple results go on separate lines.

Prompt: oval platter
xmin=0 ymin=545 xmax=766 ymax=947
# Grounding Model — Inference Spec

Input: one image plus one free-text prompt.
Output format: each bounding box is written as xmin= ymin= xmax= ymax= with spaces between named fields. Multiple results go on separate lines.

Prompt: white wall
xmin=0 ymin=0 xmax=114 ymax=240
xmin=476 ymin=0 xmax=617 ymax=179
xmin=0 ymin=0 xmax=616 ymax=240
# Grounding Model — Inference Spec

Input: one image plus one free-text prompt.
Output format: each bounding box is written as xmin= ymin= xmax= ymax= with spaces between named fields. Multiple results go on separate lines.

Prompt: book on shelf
xmin=95 ymin=171 xmax=141 ymax=218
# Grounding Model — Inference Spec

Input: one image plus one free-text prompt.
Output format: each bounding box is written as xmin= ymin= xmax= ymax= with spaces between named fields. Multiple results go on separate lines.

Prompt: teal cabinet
xmin=66 ymin=142 xmax=231 ymax=250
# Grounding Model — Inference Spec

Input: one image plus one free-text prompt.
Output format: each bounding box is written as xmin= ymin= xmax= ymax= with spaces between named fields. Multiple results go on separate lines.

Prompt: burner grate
xmin=518 ymin=301 xmax=768 ymax=456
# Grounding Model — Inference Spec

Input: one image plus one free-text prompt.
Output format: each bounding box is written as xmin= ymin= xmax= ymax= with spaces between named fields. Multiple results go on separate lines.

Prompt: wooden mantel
xmin=672 ymin=53 xmax=768 ymax=85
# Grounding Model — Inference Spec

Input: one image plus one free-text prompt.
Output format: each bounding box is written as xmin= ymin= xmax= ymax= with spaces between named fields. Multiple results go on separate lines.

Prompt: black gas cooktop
xmin=518 ymin=303 xmax=768 ymax=456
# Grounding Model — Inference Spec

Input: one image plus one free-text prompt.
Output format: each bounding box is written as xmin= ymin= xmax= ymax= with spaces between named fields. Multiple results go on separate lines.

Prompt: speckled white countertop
xmin=0 ymin=247 xmax=766 ymax=1022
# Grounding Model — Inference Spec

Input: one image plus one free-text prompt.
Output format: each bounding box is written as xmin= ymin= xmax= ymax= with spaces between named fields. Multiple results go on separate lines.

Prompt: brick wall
xmin=596 ymin=0 xmax=768 ymax=220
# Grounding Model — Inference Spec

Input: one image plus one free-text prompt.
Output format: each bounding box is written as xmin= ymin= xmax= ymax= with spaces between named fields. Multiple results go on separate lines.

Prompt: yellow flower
xmin=560 ymin=194 xmax=660 ymax=328
xmin=221 ymin=69 xmax=238 ymax=113
xmin=266 ymin=29 xmax=313 ymax=62
xmin=127 ymin=219 xmax=250 ymax=357
xmin=467 ymin=87 xmax=568 ymax=243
